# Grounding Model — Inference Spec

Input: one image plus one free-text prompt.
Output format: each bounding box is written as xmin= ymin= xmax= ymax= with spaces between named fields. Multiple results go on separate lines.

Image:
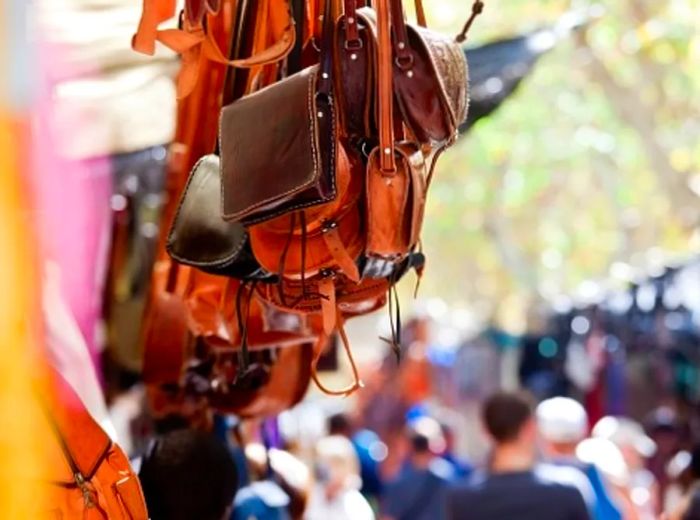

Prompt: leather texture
xmin=395 ymin=20 xmax=469 ymax=145
xmin=248 ymin=142 xmax=364 ymax=282
xmin=166 ymin=154 xmax=266 ymax=279
xmin=220 ymin=66 xmax=337 ymax=224
xmin=133 ymin=0 xmax=296 ymax=98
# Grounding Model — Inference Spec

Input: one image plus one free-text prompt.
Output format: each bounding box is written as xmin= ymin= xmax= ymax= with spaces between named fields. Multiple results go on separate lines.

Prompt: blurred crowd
xmin=100 ymin=302 xmax=700 ymax=520
xmin=130 ymin=388 xmax=700 ymax=520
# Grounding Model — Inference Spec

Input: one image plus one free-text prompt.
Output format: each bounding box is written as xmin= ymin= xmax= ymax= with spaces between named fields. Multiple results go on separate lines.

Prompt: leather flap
xmin=408 ymin=23 xmax=469 ymax=130
xmin=220 ymin=66 xmax=336 ymax=224
xmin=167 ymin=154 xmax=249 ymax=268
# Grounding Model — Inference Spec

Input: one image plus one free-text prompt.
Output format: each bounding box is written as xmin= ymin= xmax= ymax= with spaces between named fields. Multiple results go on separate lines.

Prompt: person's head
xmin=592 ymin=416 xmax=656 ymax=471
xmin=536 ymin=396 xmax=588 ymax=457
xmin=482 ymin=391 xmax=537 ymax=450
xmin=139 ymin=429 xmax=239 ymax=520
xmin=405 ymin=417 xmax=445 ymax=466
xmin=328 ymin=412 xmax=353 ymax=437
xmin=315 ymin=435 xmax=361 ymax=494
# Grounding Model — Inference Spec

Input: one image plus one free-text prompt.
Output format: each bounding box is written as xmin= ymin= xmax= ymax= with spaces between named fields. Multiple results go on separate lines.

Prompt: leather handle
xmin=317 ymin=0 xmax=336 ymax=98
xmin=343 ymin=0 xmax=360 ymax=44
xmin=133 ymin=1 xmax=297 ymax=98
xmin=414 ymin=0 xmax=427 ymax=27
xmin=310 ymin=313 xmax=363 ymax=396
xmin=132 ymin=0 xmax=177 ymax=55
xmin=389 ymin=0 xmax=412 ymax=69
xmin=376 ymin=0 xmax=396 ymax=173
xmin=153 ymin=16 xmax=296 ymax=69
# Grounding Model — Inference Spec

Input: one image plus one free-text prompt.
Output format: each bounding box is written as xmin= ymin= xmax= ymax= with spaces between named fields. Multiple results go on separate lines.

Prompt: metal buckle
xmin=344 ymin=38 xmax=364 ymax=51
xmin=395 ymin=53 xmax=415 ymax=71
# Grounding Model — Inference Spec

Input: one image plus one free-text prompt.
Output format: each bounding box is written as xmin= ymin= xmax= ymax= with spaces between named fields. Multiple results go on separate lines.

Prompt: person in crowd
xmin=445 ymin=391 xmax=590 ymax=520
xmin=663 ymin=450 xmax=694 ymax=515
xmin=577 ymin=436 xmax=641 ymax=519
xmin=647 ymin=407 xmax=684 ymax=502
xmin=381 ymin=417 xmax=455 ymax=520
xmin=329 ymin=412 xmax=385 ymax=502
xmin=593 ymin=416 xmax=659 ymax=518
xmin=440 ymin=421 xmax=473 ymax=479
xmin=231 ymin=443 xmax=293 ymax=520
xmin=665 ymin=444 xmax=700 ymax=520
xmin=138 ymin=428 xmax=239 ymax=520
xmin=537 ymin=397 xmax=623 ymax=520
xmin=305 ymin=435 xmax=374 ymax=520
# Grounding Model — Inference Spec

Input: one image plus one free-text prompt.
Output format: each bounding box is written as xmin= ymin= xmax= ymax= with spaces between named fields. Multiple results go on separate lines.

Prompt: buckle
xmin=344 ymin=38 xmax=364 ymax=51
xmin=395 ymin=53 xmax=415 ymax=71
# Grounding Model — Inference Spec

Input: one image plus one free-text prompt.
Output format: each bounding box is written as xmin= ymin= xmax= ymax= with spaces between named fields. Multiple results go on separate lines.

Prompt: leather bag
xmin=359 ymin=0 xmax=428 ymax=270
xmin=166 ymin=153 xmax=272 ymax=280
xmin=219 ymin=0 xmax=337 ymax=225
xmin=40 ymin=368 xmax=148 ymax=519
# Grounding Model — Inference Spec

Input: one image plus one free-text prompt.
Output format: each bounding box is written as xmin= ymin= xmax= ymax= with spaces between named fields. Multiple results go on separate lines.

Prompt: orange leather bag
xmin=133 ymin=0 xmax=296 ymax=98
xmin=40 ymin=368 xmax=148 ymax=519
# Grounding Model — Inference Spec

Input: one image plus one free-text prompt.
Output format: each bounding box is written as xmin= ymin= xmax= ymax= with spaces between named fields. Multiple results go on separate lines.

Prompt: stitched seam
xmin=221 ymin=68 xmax=328 ymax=222
xmin=167 ymin=154 xmax=210 ymax=251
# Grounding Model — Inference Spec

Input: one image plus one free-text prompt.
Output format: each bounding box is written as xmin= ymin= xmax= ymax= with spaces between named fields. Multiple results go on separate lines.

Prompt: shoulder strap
xmin=376 ymin=0 xmax=396 ymax=174
xmin=133 ymin=0 xmax=297 ymax=98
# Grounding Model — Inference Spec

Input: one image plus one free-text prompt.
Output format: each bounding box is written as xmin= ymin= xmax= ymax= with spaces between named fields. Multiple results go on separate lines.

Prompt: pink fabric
xmin=28 ymin=41 xmax=113 ymax=368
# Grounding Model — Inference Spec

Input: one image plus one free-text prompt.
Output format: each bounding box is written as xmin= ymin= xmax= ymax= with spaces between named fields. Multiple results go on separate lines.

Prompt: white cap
xmin=592 ymin=416 xmax=657 ymax=458
xmin=577 ymin=437 xmax=630 ymax=486
xmin=536 ymin=397 xmax=588 ymax=443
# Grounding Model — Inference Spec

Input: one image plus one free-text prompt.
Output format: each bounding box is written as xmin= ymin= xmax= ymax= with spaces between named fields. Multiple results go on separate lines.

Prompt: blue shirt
xmin=382 ymin=458 xmax=455 ymax=520
xmin=446 ymin=470 xmax=590 ymax=520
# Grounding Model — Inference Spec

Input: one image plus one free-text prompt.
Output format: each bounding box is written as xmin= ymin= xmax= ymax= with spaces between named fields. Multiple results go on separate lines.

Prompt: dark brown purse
xmin=219 ymin=0 xmax=337 ymax=226
xmin=166 ymin=154 xmax=271 ymax=280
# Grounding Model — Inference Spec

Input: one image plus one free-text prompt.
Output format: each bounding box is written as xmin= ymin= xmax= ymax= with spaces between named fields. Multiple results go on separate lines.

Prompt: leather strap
xmin=389 ymin=0 xmax=412 ymax=69
xmin=343 ymin=0 xmax=360 ymax=45
xmin=414 ymin=0 xmax=427 ymax=27
xmin=322 ymin=225 xmax=361 ymax=282
xmin=133 ymin=0 xmax=177 ymax=55
xmin=376 ymin=0 xmax=396 ymax=173
xmin=319 ymin=277 xmax=336 ymax=336
xmin=133 ymin=1 xmax=296 ymax=98
xmin=310 ymin=316 xmax=363 ymax=396
xmin=317 ymin=0 xmax=336 ymax=98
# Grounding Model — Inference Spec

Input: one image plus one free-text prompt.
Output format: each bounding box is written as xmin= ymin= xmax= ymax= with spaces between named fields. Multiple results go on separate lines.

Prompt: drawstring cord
xmin=380 ymin=272 xmax=402 ymax=363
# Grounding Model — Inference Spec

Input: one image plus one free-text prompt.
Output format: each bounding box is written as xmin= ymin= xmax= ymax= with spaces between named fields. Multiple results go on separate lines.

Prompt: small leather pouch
xmin=166 ymin=154 xmax=265 ymax=280
xmin=219 ymin=66 xmax=336 ymax=225
xmin=394 ymin=21 xmax=469 ymax=145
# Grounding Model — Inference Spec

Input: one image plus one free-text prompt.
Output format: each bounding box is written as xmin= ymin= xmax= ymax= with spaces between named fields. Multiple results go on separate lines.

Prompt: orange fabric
xmin=0 ymin=114 xmax=52 ymax=517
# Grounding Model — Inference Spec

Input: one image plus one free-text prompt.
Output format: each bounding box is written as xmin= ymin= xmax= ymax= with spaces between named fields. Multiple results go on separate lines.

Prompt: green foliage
xmin=417 ymin=0 xmax=700 ymax=321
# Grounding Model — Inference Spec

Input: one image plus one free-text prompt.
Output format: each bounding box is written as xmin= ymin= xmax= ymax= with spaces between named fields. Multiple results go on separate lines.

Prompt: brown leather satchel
xmin=388 ymin=0 xmax=469 ymax=147
xmin=219 ymin=0 xmax=337 ymax=225
xmin=359 ymin=0 xmax=428 ymax=270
